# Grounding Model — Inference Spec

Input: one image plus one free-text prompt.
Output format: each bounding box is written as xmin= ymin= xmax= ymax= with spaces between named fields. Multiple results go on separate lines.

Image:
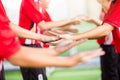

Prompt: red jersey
xmin=0 ymin=0 xmax=21 ymax=60
xmin=97 ymin=10 xmax=114 ymax=45
xmin=19 ymin=0 xmax=51 ymax=48
xmin=39 ymin=3 xmax=52 ymax=48
xmin=103 ymin=0 xmax=120 ymax=53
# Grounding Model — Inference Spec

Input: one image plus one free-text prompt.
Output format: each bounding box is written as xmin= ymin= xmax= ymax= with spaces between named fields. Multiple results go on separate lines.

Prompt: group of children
xmin=0 ymin=0 xmax=120 ymax=80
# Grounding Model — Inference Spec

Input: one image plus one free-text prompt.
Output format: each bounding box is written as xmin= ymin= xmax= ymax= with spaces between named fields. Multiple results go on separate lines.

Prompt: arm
xmin=60 ymin=23 xmax=114 ymax=40
xmin=10 ymin=22 xmax=43 ymax=39
xmin=38 ymin=16 xmax=80 ymax=30
xmin=7 ymin=46 xmax=104 ymax=68
xmin=9 ymin=22 xmax=59 ymax=43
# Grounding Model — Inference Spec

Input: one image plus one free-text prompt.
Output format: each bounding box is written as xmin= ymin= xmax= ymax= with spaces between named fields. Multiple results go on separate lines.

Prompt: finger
xmin=75 ymin=39 xmax=87 ymax=44
xmin=48 ymin=39 xmax=64 ymax=46
xmin=41 ymin=36 xmax=61 ymax=43
xmin=83 ymin=48 xmax=104 ymax=57
xmin=42 ymin=37 xmax=61 ymax=43
xmin=59 ymin=34 xmax=71 ymax=39
xmin=56 ymin=39 xmax=74 ymax=47
xmin=64 ymin=39 xmax=86 ymax=48
xmin=79 ymin=48 xmax=105 ymax=62
xmin=47 ymin=31 xmax=60 ymax=37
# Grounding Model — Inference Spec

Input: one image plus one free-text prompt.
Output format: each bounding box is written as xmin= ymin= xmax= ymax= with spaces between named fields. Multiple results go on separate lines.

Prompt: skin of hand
xmin=48 ymin=27 xmax=78 ymax=45
xmin=47 ymin=30 xmax=78 ymax=46
xmin=46 ymin=30 xmax=65 ymax=37
xmin=77 ymin=15 xmax=90 ymax=21
xmin=48 ymin=39 xmax=64 ymax=46
xmin=43 ymin=30 xmax=66 ymax=36
xmin=47 ymin=30 xmax=81 ymax=40
xmin=71 ymin=48 xmax=105 ymax=63
xmin=40 ymin=35 xmax=60 ymax=43
xmin=70 ymin=16 xmax=81 ymax=25
xmin=75 ymin=15 xmax=102 ymax=26
xmin=54 ymin=39 xmax=87 ymax=55
xmin=46 ymin=31 xmax=79 ymax=40
xmin=70 ymin=15 xmax=91 ymax=24
xmin=59 ymin=26 xmax=79 ymax=33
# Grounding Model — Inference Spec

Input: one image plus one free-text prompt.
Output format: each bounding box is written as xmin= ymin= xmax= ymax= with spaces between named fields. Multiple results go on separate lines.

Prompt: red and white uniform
xmin=19 ymin=0 xmax=51 ymax=48
xmin=97 ymin=10 xmax=114 ymax=45
xmin=103 ymin=0 xmax=120 ymax=53
xmin=0 ymin=0 xmax=21 ymax=71
xmin=39 ymin=2 xmax=52 ymax=48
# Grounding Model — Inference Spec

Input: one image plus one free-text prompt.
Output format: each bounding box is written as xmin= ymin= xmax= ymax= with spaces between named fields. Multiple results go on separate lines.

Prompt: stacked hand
xmin=54 ymin=39 xmax=87 ymax=55
xmin=40 ymin=30 xmax=77 ymax=46
xmin=47 ymin=31 xmax=76 ymax=40
xmin=59 ymin=26 xmax=79 ymax=33
xmin=40 ymin=35 xmax=60 ymax=43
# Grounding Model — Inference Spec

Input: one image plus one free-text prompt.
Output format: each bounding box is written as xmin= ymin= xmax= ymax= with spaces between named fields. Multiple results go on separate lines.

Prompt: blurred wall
xmin=66 ymin=0 xmax=87 ymax=18
xmin=86 ymin=0 xmax=101 ymax=19
xmin=2 ymin=0 xmax=101 ymax=23
xmin=48 ymin=0 xmax=101 ymax=20
xmin=48 ymin=0 xmax=69 ymax=20
xmin=2 ymin=0 xmax=22 ymax=24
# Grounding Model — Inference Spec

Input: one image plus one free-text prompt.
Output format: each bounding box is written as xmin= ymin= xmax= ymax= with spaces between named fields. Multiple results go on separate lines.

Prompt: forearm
xmin=9 ymin=22 xmax=43 ymax=40
xmin=38 ymin=19 xmax=74 ymax=30
xmin=7 ymin=46 xmax=76 ymax=67
xmin=72 ymin=23 xmax=113 ymax=40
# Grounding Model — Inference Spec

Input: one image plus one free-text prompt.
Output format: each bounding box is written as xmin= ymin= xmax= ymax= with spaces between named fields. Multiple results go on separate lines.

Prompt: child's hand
xmin=76 ymin=15 xmax=93 ymax=22
xmin=54 ymin=39 xmax=87 ymax=54
xmin=40 ymin=35 xmax=60 ymax=43
xmin=73 ymin=48 xmax=105 ymax=63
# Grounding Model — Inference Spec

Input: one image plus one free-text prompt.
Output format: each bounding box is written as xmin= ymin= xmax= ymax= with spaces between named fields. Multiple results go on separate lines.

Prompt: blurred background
xmin=2 ymin=0 xmax=102 ymax=80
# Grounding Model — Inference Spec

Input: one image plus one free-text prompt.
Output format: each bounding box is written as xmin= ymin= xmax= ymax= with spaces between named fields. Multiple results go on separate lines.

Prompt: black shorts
xmin=100 ymin=45 xmax=119 ymax=80
xmin=20 ymin=44 xmax=47 ymax=80
xmin=117 ymin=54 xmax=120 ymax=80
xmin=0 ymin=65 xmax=5 ymax=80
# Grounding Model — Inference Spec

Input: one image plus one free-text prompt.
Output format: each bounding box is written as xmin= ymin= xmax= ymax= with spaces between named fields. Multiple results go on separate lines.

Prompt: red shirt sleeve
xmin=22 ymin=0 xmax=43 ymax=24
xmin=0 ymin=0 xmax=21 ymax=60
xmin=0 ymin=0 xmax=10 ymax=25
xmin=0 ymin=25 xmax=21 ymax=60
xmin=103 ymin=0 xmax=120 ymax=53
xmin=103 ymin=0 xmax=120 ymax=28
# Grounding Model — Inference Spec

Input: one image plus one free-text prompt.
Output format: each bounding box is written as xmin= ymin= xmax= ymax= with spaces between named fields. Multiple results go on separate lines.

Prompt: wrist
xmin=68 ymin=55 xmax=79 ymax=66
xmin=53 ymin=48 xmax=60 ymax=56
xmin=36 ymin=34 xmax=44 ymax=41
xmin=54 ymin=47 xmax=61 ymax=55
